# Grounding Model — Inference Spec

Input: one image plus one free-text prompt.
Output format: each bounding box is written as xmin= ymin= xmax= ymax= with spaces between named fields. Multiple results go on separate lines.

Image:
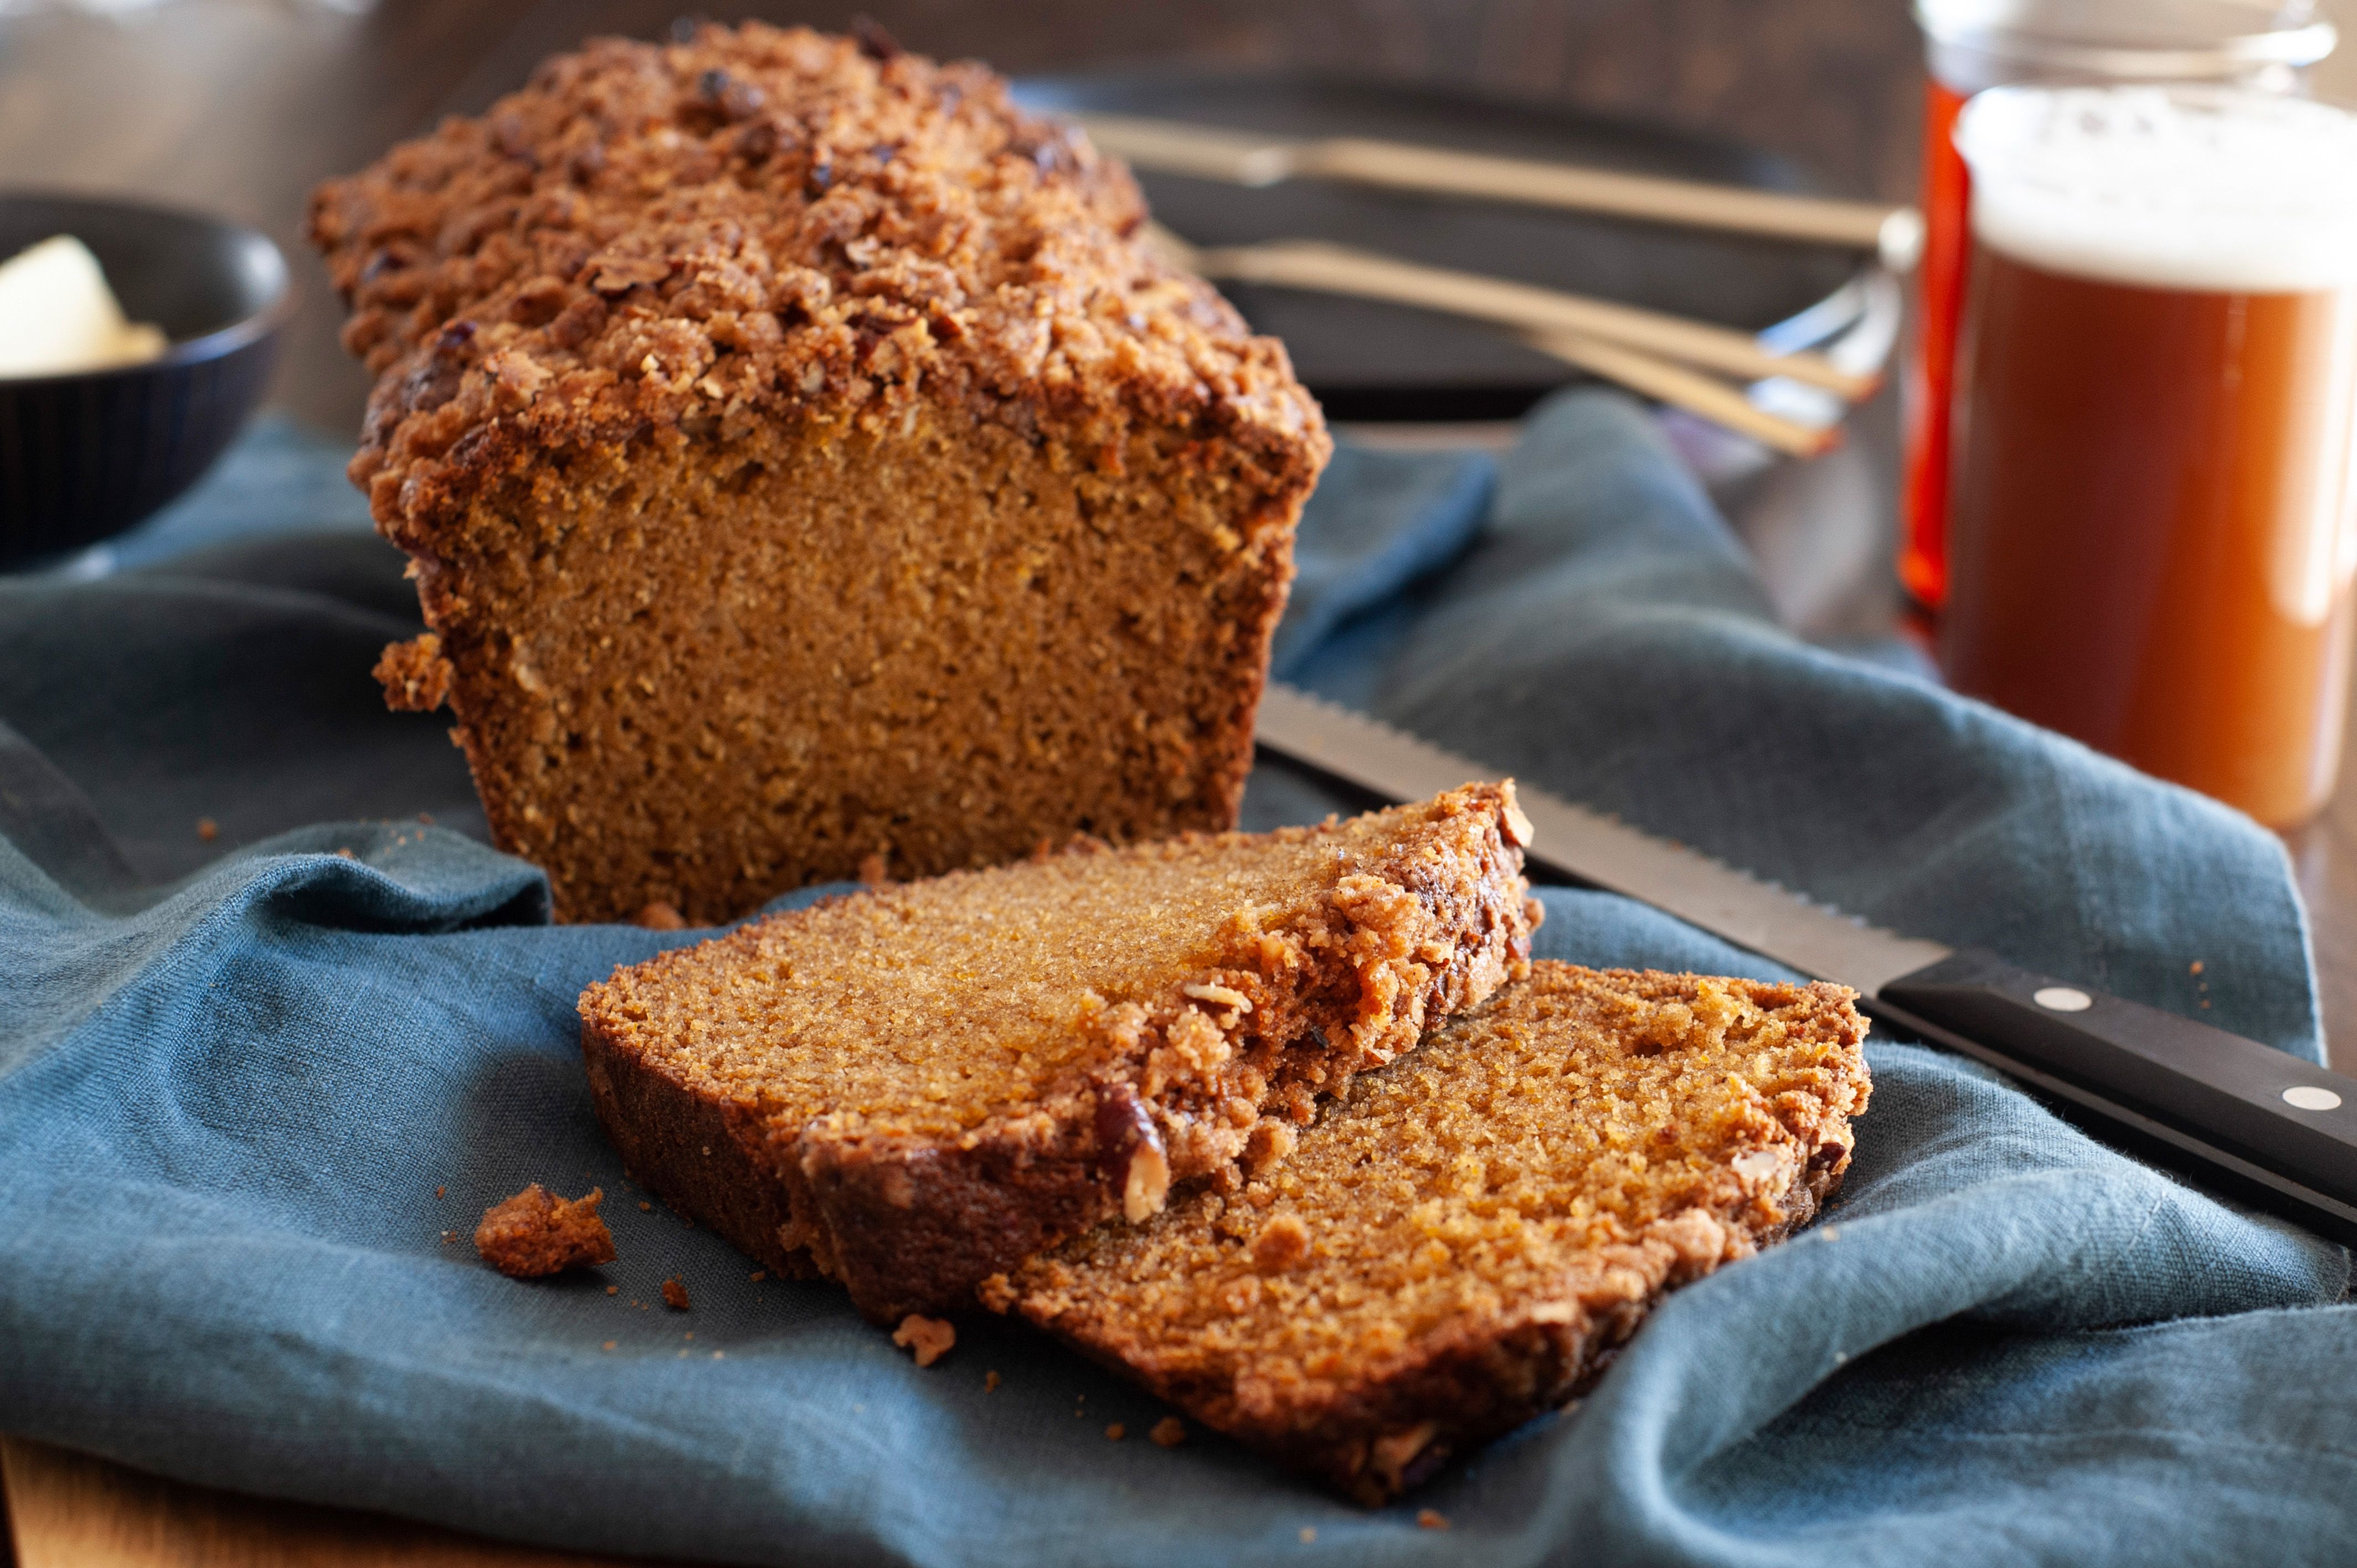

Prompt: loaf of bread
xmin=310 ymin=23 xmax=1330 ymax=923
xmin=577 ymin=783 xmax=1537 ymax=1323
xmin=988 ymin=962 xmax=1871 ymax=1502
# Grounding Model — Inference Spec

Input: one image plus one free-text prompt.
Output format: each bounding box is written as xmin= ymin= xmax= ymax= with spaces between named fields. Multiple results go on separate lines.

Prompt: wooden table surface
xmin=0 ymin=1438 xmax=680 ymax=1568
xmin=6 ymin=2 xmax=2357 ymax=1563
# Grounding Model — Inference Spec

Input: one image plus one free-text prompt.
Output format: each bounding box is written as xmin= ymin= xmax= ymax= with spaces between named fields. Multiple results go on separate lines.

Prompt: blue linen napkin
xmin=1 ymin=390 xmax=2350 ymax=1567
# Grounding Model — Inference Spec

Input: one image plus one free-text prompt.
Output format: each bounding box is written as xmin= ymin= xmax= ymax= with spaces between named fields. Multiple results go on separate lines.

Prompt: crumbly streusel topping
xmin=309 ymin=22 xmax=1326 ymax=538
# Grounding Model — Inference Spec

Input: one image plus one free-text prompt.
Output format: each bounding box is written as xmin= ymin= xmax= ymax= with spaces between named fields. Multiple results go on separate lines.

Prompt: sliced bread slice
xmin=987 ymin=961 xmax=1871 ymax=1502
xmin=579 ymin=782 xmax=1537 ymax=1322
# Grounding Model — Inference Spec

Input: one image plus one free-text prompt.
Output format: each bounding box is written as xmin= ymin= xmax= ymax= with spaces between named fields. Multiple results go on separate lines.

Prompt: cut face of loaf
xmin=371 ymin=405 xmax=1306 ymax=924
xmin=991 ymin=962 xmax=1871 ymax=1503
xmin=578 ymin=782 xmax=1538 ymax=1323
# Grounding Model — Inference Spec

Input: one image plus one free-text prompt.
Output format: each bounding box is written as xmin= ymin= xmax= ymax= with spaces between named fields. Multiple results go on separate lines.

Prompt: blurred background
xmin=7 ymin=0 xmax=2346 ymax=441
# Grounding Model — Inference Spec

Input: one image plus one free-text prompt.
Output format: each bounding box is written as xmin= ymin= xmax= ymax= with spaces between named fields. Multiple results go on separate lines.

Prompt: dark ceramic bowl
xmin=0 ymin=191 xmax=291 ymax=567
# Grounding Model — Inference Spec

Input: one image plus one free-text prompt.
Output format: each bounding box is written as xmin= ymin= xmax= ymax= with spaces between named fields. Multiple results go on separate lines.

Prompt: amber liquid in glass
xmin=1943 ymin=243 xmax=2357 ymax=827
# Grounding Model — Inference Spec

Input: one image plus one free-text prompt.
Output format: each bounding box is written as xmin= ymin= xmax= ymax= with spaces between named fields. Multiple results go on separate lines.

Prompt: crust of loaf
xmin=578 ymin=785 xmax=1537 ymax=1323
xmin=996 ymin=963 xmax=1872 ymax=1502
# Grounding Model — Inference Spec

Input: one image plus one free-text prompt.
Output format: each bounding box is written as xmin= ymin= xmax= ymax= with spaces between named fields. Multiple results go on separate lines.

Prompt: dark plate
xmin=1013 ymin=71 xmax=1867 ymax=422
xmin=0 ymin=191 xmax=289 ymax=567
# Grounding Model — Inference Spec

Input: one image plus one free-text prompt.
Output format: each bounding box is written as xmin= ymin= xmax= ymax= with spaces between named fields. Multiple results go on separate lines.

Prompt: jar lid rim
xmin=1915 ymin=3 xmax=2337 ymax=71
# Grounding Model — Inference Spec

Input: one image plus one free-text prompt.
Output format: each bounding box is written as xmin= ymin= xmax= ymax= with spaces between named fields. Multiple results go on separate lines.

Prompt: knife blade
xmin=1254 ymin=681 xmax=2357 ymax=1243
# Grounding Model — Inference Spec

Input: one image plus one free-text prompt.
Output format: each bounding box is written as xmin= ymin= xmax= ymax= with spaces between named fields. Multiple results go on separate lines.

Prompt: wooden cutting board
xmin=0 ymin=1438 xmax=660 ymax=1568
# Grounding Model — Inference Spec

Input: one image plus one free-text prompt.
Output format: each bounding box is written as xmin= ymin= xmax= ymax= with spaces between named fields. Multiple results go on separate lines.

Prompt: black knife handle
xmin=1880 ymin=948 xmax=2357 ymax=1232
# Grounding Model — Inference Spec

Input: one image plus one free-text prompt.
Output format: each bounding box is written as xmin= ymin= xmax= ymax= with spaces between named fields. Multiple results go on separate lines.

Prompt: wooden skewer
xmin=1147 ymin=226 xmax=1878 ymax=400
xmin=1522 ymin=329 xmax=1841 ymax=458
xmin=1083 ymin=112 xmax=1926 ymax=272
xmin=1139 ymin=226 xmax=1841 ymax=456
xmin=1079 ymin=115 xmax=1300 ymax=185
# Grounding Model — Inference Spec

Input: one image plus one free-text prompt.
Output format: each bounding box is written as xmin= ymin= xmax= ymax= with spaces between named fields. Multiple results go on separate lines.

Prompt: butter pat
xmin=0 ymin=235 xmax=169 ymax=378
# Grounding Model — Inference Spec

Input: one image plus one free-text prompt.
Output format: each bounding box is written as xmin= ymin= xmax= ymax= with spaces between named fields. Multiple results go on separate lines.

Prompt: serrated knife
xmin=1254 ymin=682 xmax=2357 ymax=1245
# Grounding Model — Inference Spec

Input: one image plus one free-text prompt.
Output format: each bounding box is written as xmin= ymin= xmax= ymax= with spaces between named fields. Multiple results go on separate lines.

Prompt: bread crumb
xmin=1252 ymin=1211 xmax=1311 ymax=1272
xmin=639 ymin=1201 xmax=652 ymax=1211
xmin=636 ymin=900 xmax=687 ymax=931
xmin=749 ymin=1270 xmax=766 ymax=1281
xmin=602 ymin=1340 xmax=617 ymax=1351
xmin=1417 ymin=1509 xmax=1449 ymax=1531
xmin=1104 ymin=1422 xmax=1125 ymax=1441
xmin=336 ymin=848 xmax=355 ymax=860
xmin=474 ymin=1184 xmax=616 ymax=1278
xmin=1149 ymin=1416 xmax=1186 ymax=1447
xmin=1242 ymin=1118 xmax=1298 ymax=1175
xmin=196 ymin=817 xmax=219 ymax=842
xmin=2190 ymin=960 xmax=2205 ymax=974
xmin=417 ymin=812 xmax=435 ymax=825
xmin=374 ymin=632 xmax=455 ymax=711
xmin=858 ymin=852 xmax=890 ymax=886
xmin=1181 ymin=981 xmax=1252 ymax=1012
xmin=435 ymin=1185 xmax=445 ymax=1199
xmin=606 ymin=1284 xmax=619 ymax=1294
xmin=984 ymin=1370 xmax=1001 ymax=1392
xmin=1299 ymin=1527 xmax=1316 ymax=1544
xmin=661 ymin=1276 xmax=691 ymax=1310
xmin=892 ymin=1313 xmax=955 ymax=1366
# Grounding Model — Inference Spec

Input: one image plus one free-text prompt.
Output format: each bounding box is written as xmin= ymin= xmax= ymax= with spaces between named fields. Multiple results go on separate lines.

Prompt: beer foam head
xmin=1956 ymin=85 xmax=2357 ymax=292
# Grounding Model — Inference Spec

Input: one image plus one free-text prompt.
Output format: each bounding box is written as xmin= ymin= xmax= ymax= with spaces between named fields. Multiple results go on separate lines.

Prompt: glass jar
xmin=1900 ymin=0 xmax=2336 ymax=611
xmin=1941 ymin=85 xmax=2357 ymax=828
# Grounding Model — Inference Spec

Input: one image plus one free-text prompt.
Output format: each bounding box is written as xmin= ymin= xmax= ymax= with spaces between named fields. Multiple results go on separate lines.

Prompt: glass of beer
xmin=1942 ymin=85 xmax=2357 ymax=828
xmin=1902 ymin=1 xmax=2336 ymax=612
